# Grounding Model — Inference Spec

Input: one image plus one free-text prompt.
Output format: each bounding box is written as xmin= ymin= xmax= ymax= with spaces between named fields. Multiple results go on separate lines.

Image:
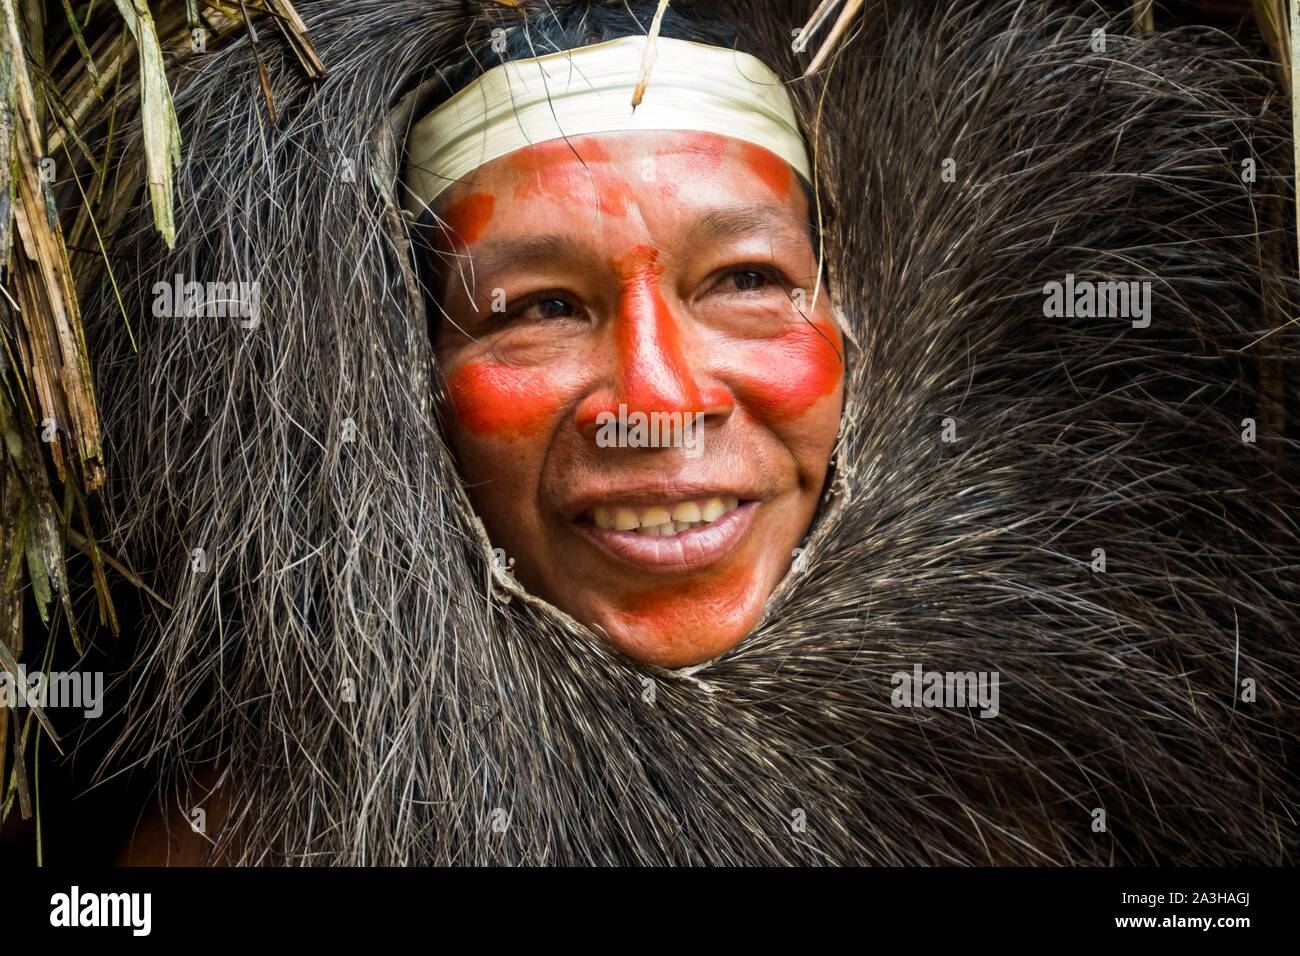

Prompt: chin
xmin=601 ymin=623 xmax=752 ymax=669
xmin=586 ymin=587 xmax=768 ymax=668
xmin=506 ymin=497 xmax=804 ymax=668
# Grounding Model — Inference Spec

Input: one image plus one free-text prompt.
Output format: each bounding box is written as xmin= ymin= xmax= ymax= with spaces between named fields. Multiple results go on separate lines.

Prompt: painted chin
xmin=599 ymin=613 xmax=760 ymax=669
xmin=592 ymin=573 xmax=768 ymax=667
xmin=561 ymin=501 xmax=774 ymax=667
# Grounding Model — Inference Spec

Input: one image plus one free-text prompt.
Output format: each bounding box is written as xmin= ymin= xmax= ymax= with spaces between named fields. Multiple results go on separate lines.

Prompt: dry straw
xmin=0 ymin=0 xmax=317 ymax=859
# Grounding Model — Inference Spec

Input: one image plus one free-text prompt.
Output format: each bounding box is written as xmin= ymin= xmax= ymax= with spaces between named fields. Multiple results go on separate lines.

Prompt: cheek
xmin=445 ymin=361 xmax=562 ymax=439
xmin=733 ymin=317 xmax=844 ymax=422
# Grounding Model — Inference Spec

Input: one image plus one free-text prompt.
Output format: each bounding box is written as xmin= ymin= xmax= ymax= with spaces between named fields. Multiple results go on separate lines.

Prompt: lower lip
xmin=574 ymin=501 xmax=760 ymax=574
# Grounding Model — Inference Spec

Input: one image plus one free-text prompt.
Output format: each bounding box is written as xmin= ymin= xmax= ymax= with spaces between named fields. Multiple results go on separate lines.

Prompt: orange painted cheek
xmin=737 ymin=318 xmax=843 ymax=421
xmin=446 ymin=361 xmax=560 ymax=439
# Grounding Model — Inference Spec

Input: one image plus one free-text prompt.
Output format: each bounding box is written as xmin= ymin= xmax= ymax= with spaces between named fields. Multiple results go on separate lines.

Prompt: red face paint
xmin=432 ymin=129 xmax=847 ymax=670
xmin=503 ymin=133 xmax=732 ymax=220
xmin=442 ymin=192 xmax=496 ymax=246
xmin=652 ymin=131 xmax=725 ymax=182
xmin=616 ymin=564 xmax=754 ymax=656
xmin=508 ymin=139 xmax=637 ymax=218
xmin=575 ymin=245 xmax=733 ymax=428
xmin=738 ymin=141 xmax=793 ymax=201
xmin=735 ymin=316 xmax=843 ymax=422
xmin=447 ymin=361 xmax=559 ymax=438
xmin=613 ymin=245 xmax=702 ymax=411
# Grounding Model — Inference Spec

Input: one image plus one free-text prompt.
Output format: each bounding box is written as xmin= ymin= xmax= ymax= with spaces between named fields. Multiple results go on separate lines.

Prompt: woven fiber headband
xmin=403 ymin=34 xmax=812 ymax=218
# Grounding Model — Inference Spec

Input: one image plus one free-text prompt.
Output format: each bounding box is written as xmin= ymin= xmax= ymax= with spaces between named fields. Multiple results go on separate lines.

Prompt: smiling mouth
xmin=584 ymin=496 xmax=742 ymax=537
xmin=575 ymin=496 xmax=758 ymax=573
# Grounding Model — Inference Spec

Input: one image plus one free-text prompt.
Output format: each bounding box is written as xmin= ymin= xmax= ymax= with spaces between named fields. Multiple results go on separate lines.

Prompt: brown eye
xmin=535 ymin=297 xmax=577 ymax=319
xmin=730 ymin=270 xmax=768 ymax=291
xmin=512 ymin=293 xmax=583 ymax=323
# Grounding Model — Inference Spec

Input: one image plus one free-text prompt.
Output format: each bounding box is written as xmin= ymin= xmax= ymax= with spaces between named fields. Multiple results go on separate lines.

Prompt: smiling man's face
xmin=430 ymin=129 xmax=844 ymax=667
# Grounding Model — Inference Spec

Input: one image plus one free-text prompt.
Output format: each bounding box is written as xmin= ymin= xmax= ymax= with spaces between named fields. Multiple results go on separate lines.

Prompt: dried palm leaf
xmin=111 ymin=0 xmax=181 ymax=247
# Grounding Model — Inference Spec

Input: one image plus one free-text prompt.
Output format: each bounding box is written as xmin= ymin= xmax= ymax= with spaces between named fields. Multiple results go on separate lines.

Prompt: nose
xmin=575 ymin=246 xmax=733 ymax=438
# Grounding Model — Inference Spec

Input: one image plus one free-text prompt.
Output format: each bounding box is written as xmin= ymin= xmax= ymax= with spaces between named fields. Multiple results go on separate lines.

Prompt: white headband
xmin=402 ymin=35 xmax=812 ymax=218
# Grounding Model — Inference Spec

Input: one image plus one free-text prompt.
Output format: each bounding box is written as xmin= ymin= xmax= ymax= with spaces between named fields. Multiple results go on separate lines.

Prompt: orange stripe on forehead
xmin=442 ymin=192 xmax=496 ymax=245
xmin=738 ymin=141 xmax=793 ymax=201
xmin=507 ymin=138 xmax=636 ymax=217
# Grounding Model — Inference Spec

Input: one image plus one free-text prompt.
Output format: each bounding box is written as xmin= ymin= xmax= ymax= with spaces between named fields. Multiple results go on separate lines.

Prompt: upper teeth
xmin=590 ymin=497 xmax=741 ymax=536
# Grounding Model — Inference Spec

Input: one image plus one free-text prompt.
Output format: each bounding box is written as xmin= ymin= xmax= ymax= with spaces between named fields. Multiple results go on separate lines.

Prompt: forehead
xmin=433 ymin=130 xmax=812 ymax=238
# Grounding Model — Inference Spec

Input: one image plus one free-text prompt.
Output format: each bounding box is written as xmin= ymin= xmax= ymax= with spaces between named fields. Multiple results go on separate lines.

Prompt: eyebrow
xmin=684 ymin=203 xmax=814 ymax=251
xmin=438 ymin=203 xmax=815 ymax=300
xmin=433 ymin=233 xmax=599 ymax=305
xmin=458 ymin=234 xmax=601 ymax=284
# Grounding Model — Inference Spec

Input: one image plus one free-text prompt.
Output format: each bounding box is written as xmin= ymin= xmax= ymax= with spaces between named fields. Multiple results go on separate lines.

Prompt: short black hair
xmin=434 ymin=1 xmax=745 ymax=107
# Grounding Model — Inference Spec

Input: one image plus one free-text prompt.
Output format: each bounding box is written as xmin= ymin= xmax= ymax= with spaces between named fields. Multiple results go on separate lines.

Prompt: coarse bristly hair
xmin=83 ymin=0 xmax=1299 ymax=864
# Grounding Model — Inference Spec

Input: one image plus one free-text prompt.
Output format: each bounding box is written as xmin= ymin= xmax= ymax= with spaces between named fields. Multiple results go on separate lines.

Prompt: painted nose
xmin=575 ymin=247 xmax=732 ymax=437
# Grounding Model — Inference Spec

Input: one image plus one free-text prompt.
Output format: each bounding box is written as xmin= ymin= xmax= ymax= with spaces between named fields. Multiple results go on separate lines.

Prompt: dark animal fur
xmin=85 ymin=0 xmax=1300 ymax=864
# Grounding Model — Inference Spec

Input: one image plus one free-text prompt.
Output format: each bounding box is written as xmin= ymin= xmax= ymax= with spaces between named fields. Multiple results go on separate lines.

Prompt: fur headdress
xmin=88 ymin=0 xmax=1299 ymax=864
